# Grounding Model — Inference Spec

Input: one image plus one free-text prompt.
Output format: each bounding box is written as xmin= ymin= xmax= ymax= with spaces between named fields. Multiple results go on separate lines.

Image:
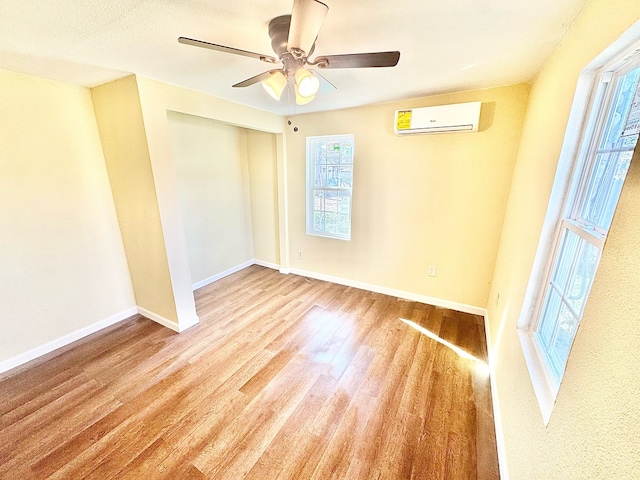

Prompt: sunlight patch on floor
xmin=399 ymin=317 xmax=490 ymax=376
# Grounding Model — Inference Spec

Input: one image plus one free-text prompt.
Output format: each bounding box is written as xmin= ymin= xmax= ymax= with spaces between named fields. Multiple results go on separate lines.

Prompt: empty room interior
xmin=1 ymin=0 xmax=639 ymax=478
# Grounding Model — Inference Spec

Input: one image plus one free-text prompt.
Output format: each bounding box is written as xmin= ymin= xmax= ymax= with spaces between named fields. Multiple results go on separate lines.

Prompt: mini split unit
xmin=394 ymin=101 xmax=482 ymax=135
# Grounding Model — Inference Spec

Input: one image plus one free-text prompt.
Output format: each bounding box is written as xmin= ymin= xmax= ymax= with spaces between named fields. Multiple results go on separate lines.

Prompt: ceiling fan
xmin=178 ymin=0 xmax=400 ymax=105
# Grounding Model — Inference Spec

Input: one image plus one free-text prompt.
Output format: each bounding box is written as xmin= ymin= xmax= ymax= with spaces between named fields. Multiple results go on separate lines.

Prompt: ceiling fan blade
xmin=313 ymin=51 xmax=401 ymax=69
xmin=288 ymin=0 xmax=329 ymax=57
xmin=178 ymin=37 xmax=277 ymax=64
xmin=233 ymin=70 xmax=281 ymax=88
xmin=309 ymin=69 xmax=336 ymax=93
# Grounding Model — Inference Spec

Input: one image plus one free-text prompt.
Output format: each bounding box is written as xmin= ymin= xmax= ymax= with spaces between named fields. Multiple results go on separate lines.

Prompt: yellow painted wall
xmin=92 ymin=76 xmax=178 ymax=323
xmin=555 ymin=146 xmax=640 ymax=477
xmin=134 ymin=77 xmax=286 ymax=296
xmin=487 ymin=0 xmax=640 ymax=478
xmin=247 ymin=130 xmax=280 ymax=266
xmin=2 ymin=72 xmax=285 ymax=361
xmin=167 ymin=112 xmax=255 ymax=283
xmin=0 ymin=69 xmax=135 ymax=363
xmin=285 ymin=84 xmax=529 ymax=308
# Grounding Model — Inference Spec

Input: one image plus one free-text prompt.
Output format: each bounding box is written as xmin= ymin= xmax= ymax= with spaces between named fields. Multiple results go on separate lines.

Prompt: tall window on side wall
xmin=522 ymin=47 xmax=640 ymax=422
xmin=306 ymin=134 xmax=355 ymax=240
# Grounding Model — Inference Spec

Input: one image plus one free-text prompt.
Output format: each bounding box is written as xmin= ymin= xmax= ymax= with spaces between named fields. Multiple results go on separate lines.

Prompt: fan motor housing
xmin=268 ymin=14 xmax=314 ymax=74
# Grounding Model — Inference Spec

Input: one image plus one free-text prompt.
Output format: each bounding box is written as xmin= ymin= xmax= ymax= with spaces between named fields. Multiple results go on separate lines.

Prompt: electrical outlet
xmin=298 ymin=250 xmax=304 ymax=259
xmin=427 ymin=265 xmax=437 ymax=277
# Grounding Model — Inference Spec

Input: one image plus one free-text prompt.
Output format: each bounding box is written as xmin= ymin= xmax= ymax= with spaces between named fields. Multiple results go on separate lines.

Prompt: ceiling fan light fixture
xmin=261 ymin=70 xmax=288 ymax=100
xmin=294 ymin=68 xmax=320 ymax=97
xmin=295 ymin=90 xmax=315 ymax=105
xmin=180 ymin=0 xmax=401 ymax=108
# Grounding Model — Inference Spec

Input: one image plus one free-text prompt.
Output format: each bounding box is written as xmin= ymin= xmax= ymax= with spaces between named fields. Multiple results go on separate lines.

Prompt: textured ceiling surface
xmin=0 ymin=0 xmax=589 ymax=115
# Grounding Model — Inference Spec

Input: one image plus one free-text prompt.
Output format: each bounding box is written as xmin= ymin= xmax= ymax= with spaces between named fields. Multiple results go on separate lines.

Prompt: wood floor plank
xmin=193 ymin=356 xmax=327 ymax=478
xmin=356 ymin=318 xmax=422 ymax=479
xmin=310 ymin=385 xmax=378 ymax=480
xmin=244 ymin=373 xmax=337 ymax=480
xmin=0 ymin=265 xmax=499 ymax=479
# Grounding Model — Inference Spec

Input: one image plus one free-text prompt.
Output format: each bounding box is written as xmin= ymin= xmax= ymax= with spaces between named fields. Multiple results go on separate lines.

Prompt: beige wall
xmin=94 ymin=76 xmax=285 ymax=330
xmin=0 ymin=69 xmax=135 ymax=363
xmin=247 ymin=130 xmax=280 ymax=266
xmin=135 ymin=78 xmax=285 ymax=292
xmin=2 ymin=72 xmax=285 ymax=364
xmin=168 ymin=112 xmax=254 ymax=284
xmin=286 ymin=84 xmax=529 ymax=309
xmin=144 ymin=77 xmax=287 ymax=288
xmin=487 ymin=0 xmax=640 ymax=478
xmin=92 ymin=76 xmax=179 ymax=324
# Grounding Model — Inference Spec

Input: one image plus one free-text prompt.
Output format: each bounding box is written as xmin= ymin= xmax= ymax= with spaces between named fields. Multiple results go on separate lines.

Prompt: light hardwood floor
xmin=0 ymin=265 xmax=499 ymax=479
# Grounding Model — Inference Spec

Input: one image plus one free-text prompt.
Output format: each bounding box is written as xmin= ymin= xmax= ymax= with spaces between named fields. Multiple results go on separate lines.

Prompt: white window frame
xmin=518 ymin=33 xmax=640 ymax=425
xmin=305 ymin=134 xmax=355 ymax=241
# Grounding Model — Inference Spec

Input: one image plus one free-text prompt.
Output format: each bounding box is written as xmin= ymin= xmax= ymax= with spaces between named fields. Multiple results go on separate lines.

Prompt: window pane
xmin=565 ymin=239 xmax=600 ymax=316
xmin=341 ymin=143 xmax=354 ymax=164
xmin=579 ymin=151 xmax=632 ymax=230
xmin=314 ymin=143 xmax=326 ymax=164
xmin=548 ymin=304 xmax=579 ymax=379
xmin=326 ymin=166 xmax=340 ymax=187
xmin=578 ymin=66 xmax=640 ymax=231
xmin=536 ymin=288 xmax=562 ymax=350
xmin=313 ymin=190 xmax=325 ymax=211
xmin=536 ymin=227 xmax=600 ymax=384
xmin=313 ymin=211 xmax=325 ymax=231
xmin=314 ymin=165 xmax=325 ymax=187
xmin=551 ymin=229 xmax=580 ymax=289
xmin=336 ymin=214 xmax=350 ymax=235
xmin=326 ymin=142 xmax=341 ymax=163
xmin=337 ymin=190 xmax=351 ymax=214
xmin=325 ymin=212 xmax=338 ymax=234
xmin=306 ymin=134 xmax=355 ymax=240
xmin=339 ymin=165 xmax=353 ymax=187
xmin=325 ymin=190 xmax=338 ymax=212
xmin=598 ymin=66 xmax=640 ymax=150
xmin=621 ymin=134 xmax=639 ymax=148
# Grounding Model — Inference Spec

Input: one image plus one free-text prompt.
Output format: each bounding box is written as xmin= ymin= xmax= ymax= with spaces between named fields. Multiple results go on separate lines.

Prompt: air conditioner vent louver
xmin=394 ymin=101 xmax=481 ymax=135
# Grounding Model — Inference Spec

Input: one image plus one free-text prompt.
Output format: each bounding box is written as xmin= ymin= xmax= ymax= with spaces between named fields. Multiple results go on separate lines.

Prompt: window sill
xmin=517 ymin=329 xmax=558 ymax=426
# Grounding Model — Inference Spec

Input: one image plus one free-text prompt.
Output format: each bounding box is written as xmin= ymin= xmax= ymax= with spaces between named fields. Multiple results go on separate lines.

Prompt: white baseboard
xmin=136 ymin=306 xmax=199 ymax=333
xmin=0 ymin=307 xmax=138 ymax=375
xmin=191 ymin=260 xmax=255 ymax=290
xmin=191 ymin=259 xmax=281 ymax=291
xmin=288 ymin=267 xmax=487 ymax=316
xmin=136 ymin=306 xmax=180 ymax=332
xmin=0 ymin=304 xmax=202 ymax=376
xmin=253 ymin=259 xmax=280 ymax=270
xmin=483 ymin=312 xmax=509 ymax=480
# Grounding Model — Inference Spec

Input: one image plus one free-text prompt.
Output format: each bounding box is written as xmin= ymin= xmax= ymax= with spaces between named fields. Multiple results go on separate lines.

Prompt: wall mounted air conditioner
xmin=394 ymin=101 xmax=481 ymax=135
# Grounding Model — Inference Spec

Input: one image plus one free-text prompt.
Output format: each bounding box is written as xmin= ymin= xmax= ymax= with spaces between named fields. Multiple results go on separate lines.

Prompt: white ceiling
xmin=0 ymin=0 xmax=589 ymax=116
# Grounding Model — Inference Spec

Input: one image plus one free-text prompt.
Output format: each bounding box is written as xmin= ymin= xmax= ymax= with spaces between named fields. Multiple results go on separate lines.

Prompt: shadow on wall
xmin=479 ymin=101 xmax=496 ymax=132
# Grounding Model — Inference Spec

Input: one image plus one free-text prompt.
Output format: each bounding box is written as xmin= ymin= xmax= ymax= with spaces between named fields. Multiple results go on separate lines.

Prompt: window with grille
xmin=521 ymin=50 xmax=640 ymax=419
xmin=306 ymin=134 xmax=355 ymax=240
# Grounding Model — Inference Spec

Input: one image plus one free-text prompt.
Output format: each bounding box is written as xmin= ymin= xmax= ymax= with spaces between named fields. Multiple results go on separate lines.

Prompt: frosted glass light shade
xmin=295 ymin=89 xmax=315 ymax=105
xmin=294 ymin=68 xmax=320 ymax=98
xmin=261 ymin=71 xmax=287 ymax=101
